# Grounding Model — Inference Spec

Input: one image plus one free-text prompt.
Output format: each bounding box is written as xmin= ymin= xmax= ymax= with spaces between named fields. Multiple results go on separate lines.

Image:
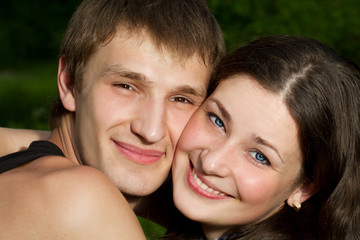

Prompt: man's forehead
xmin=110 ymin=27 xmax=210 ymax=68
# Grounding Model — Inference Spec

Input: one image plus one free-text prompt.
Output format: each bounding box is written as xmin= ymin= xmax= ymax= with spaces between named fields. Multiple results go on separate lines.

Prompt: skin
xmin=0 ymin=31 xmax=210 ymax=204
xmin=60 ymin=32 xmax=210 ymax=206
xmin=0 ymin=30 xmax=211 ymax=238
xmin=172 ymin=75 xmax=315 ymax=239
xmin=0 ymin=134 xmax=146 ymax=239
xmin=0 ymin=128 xmax=50 ymax=156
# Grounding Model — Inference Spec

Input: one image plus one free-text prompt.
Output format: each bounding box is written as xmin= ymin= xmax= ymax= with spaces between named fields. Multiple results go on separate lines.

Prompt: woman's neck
xmin=202 ymin=223 xmax=227 ymax=240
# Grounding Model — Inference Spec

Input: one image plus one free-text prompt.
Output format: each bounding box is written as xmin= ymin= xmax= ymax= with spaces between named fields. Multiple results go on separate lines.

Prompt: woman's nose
xmin=198 ymin=146 xmax=233 ymax=177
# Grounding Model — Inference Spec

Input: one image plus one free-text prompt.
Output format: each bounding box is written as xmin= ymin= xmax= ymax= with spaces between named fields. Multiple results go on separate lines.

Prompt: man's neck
xmin=48 ymin=114 xmax=80 ymax=166
xmin=128 ymin=178 xmax=173 ymax=227
xmin=123 ymin=194 xmax=145 ymax=212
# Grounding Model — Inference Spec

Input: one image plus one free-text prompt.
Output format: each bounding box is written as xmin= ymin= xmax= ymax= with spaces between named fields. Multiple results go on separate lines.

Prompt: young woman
xmin=165 ymin=36 xmax=360 ymax=240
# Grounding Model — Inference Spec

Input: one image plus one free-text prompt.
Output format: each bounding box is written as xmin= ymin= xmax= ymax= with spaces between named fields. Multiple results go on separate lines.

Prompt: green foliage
xmin=1 ymin=0 xmax=359 ymax=129
xmin=137 ymin=216 xmax=167 ymax=240
xmin=0 ymin=0 xmax=80 ymax=68
xmin=0 ymin=61 xmax=58 ymax=129
xmin=207 ymin=0 xmax=360 ymax=63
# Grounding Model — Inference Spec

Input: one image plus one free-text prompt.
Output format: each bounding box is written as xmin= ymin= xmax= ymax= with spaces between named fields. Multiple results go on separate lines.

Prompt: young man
xmin=0 ymin=0 xmax=225 ymax=238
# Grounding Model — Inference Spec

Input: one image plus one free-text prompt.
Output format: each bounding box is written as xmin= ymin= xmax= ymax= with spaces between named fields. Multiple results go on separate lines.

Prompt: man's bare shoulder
xmin=0 ymin=156 xmax=146 ymax=239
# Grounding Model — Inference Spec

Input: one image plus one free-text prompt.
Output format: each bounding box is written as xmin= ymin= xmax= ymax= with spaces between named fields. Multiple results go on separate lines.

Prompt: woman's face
xmin=172 ymin=75 xmax=303 ymax=238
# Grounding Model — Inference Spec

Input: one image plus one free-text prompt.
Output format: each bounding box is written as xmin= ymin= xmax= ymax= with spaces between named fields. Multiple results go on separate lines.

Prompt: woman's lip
xmin=187 ymin=161 xmax=232 ymax=199
xmin=113 ymin=140 xmax=164 ymax=164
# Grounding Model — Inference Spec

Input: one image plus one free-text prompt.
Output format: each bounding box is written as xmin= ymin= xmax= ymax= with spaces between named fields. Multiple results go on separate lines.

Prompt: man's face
xmin=71 ymin=32 xmax=211 ymax=198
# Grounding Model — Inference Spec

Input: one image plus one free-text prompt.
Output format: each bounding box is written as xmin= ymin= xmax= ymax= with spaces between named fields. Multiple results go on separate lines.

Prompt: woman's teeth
xmin=193 ymin=169 xmax=226 ymax=196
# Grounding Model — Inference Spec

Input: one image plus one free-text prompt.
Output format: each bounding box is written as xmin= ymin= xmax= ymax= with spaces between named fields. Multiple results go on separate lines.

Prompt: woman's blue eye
xmin=249 ymin=151 xmax=270 ymax=166
xmin=209 ymin=113 xmax=225 ymax=130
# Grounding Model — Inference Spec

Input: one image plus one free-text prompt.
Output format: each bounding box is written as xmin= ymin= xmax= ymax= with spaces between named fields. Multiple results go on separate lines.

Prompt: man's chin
xmin=121 ymin=183 xmax=160 ymax=197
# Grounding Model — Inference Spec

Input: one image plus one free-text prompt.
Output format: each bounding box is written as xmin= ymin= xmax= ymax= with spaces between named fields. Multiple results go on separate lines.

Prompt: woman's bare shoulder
xmin=47 ymin=163 xmax=146 ymax=239
xmin=0 ymin=127 xmax=50 ymax=156
xmin=0 ymin=156 xmax=146 ymax=239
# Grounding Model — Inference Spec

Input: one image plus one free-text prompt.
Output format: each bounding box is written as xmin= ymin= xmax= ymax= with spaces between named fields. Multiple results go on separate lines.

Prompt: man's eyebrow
xmin=99 ymin=64 xmax=147 ymax=82
xmin=100 ymin=64 xmax=207 ymax=98
xmin=209 ymin=98 xmax=231 ymax=122
xmin=175 ymin=85 xmax=207 ymax=98
xmin=253 ymin=135 xmax=285 ymax=163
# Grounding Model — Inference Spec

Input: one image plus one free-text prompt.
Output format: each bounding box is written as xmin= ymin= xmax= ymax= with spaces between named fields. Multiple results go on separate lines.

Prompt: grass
xmin=0 ymin=61 xmax=58 ymax=130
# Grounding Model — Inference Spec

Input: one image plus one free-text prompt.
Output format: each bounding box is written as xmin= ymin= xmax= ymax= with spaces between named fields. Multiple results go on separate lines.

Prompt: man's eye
xmin=208 ymin=112 xmax=225 ymax=130
xmin=115 ymin=83 xmax=134 ymax=90
xmin=170 ymin=97 xmax=192 ymax=104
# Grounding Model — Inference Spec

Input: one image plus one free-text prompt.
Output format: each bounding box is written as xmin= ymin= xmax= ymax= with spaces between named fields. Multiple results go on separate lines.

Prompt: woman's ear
xmin=287 ymin=181 xmax=316 ymax=209
xmin=58 ymin=55 xmax=76 ymax=112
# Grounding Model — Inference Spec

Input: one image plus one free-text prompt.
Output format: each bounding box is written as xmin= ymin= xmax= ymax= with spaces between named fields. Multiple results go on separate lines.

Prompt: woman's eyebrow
xmin=209 ymin=98 xmax=231 ymax=122
xmin=253 ymin=135 xmax=284 ymax=163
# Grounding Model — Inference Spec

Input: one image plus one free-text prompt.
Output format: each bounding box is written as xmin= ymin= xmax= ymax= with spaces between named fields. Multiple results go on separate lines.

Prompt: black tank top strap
xmin=0 ymin=141 xmax=64 ymax=174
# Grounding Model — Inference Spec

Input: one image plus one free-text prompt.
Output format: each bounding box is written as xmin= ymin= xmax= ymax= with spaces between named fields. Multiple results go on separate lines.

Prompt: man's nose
xmin=130 ymin=99 xmax=166 ymax=143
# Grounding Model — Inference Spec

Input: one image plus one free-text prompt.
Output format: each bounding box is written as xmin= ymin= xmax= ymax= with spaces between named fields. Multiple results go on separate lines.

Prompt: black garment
xmin=0 ymin=141 xmax=64 ymax=174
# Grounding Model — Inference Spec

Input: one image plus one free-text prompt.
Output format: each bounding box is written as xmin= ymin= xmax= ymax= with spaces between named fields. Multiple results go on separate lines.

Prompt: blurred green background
xmin=1 ymin=0 xmax=359 ymax=130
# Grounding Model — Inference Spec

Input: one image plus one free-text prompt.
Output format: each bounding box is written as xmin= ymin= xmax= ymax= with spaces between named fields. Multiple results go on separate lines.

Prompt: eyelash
xmin=207 ymin=110 xmax=271 ymax=167
xmin=113 ymin=83 xmax=134 ymax=91
xmin=248 ymin=150 xmax=271 ymax=166
xmin=208 ymin=112 xmax=225 ymax=131
xmin=113 ymin=83 xmax=194 ymax=104
xmin=170 ymin=97 xmax=193 ymax=104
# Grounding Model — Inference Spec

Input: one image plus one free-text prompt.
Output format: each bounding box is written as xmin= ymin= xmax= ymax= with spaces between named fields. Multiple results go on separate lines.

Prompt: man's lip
xmin=113 ymin=140 xmax=164 ymax=165
xmin=187 ymin=161 xmax=232 ymax=199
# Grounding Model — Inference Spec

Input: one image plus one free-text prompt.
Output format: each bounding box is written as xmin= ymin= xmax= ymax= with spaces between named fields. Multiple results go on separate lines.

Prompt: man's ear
xmin=58 ymin=55 xmax=76 ymax=112
xmin=287 ymin=181 xmax=316 ymax=208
